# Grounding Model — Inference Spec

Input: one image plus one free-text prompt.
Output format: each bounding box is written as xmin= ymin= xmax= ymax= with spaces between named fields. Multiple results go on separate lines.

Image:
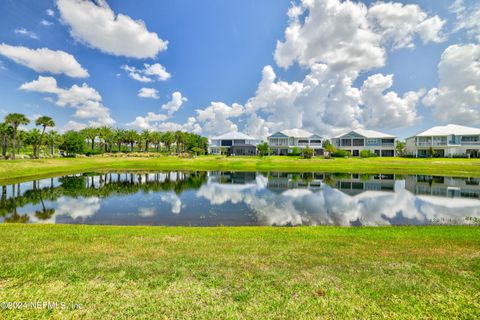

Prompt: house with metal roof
xmin=208 ymin=131 xmax=261 ymax=156
xmin=405 ymin=124 xmax=480 ymax=157
xmin=267 ymin=128 xmax=324 ymax=155
xmin=331 ymin=128 xmax=396 ymax=157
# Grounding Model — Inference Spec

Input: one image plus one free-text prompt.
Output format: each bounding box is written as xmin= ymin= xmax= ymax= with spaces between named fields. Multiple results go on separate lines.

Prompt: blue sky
xmin=0 ymin=0 xmax=479 ymax=139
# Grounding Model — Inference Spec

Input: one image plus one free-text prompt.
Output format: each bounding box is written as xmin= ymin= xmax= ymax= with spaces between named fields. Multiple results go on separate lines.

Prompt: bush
xmin=302 ymin=147 xmax=315 ymax=159
xmin=288 ymin=147 xmax=301 ymax=156
xmin=360 ymin=150 xmax=378 ymax=158
xmin=331 ymin=150 xmax=351 ymax=158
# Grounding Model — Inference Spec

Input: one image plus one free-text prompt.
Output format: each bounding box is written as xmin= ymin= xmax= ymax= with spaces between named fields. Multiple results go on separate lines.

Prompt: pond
xmin=1 ymin=171 xmax=480 ymax=226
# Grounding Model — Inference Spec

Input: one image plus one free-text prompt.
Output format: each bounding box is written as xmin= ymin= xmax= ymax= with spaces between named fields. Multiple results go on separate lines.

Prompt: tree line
xmin=0 ymin=113 xmax=208 ymax=159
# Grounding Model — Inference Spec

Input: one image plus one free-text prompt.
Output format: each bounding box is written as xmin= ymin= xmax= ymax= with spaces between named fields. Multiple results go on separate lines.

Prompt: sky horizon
xmin=0 ymin=0 xmax=479 ymax=140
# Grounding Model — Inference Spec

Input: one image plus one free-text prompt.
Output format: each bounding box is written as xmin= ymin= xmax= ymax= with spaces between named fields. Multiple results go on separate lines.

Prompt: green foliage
xmin=323 ymin=140 xmax=337 ymax=154
xmin=360 ymin=150 xmax=378 ymax=158
xmin=61 ymin=131 xmax=86 ymax=156
xmin=289 ymin=146 xmax=301 ymax=156
xmin=331 ymin=150 xmax=351 ymax=157
xmin=302 ymin=147 xmax=315 ymax=159
xmin=396 ymin=141 xmax=406 ymax=156
xmin=256 ymin=142 xmax=270 ymax=156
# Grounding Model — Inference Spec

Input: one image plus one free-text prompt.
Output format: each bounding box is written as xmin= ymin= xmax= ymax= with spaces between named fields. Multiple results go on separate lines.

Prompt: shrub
xmin=289 ymin=147 xmax=301 ymax=156
xmin=360 ymin=150 xmax=378 ymax=158
xmin=302 ymin=147 xmax=315 ymax=159
xmin=331 ymin=150 xmax=351 ymax=158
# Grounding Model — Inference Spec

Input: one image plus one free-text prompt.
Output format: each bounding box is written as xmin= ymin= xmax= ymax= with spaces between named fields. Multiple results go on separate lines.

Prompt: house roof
xmin=411 ymin=124 xmax=480 ymax=137
xmin=334 ymin=128 xmax=395 ymax=139
xmin=269 ymin=128 xmax=321 ymax=139
xmin=210 ymin=131 xmax=258 ymax=140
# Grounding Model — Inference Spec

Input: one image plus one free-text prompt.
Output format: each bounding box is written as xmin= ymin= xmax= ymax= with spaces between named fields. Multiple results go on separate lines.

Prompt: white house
xmin=405 ymin=124 xmax=480 ymax=157
xmin=267 ymin=129 xmax=324 ymax=155
xmin=208 ymin=132 xmax=261 ymax=156
xmin=331 ymin=129 xmax=396 ymax=157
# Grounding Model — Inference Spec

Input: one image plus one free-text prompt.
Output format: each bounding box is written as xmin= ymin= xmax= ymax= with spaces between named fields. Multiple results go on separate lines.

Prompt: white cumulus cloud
xmin=423 ymin=44 xmax=480 ymax=124
xmin=122 ymin=63 xmax=170 ymax=82
xmin=56 ymin=0 xmax=168 ymax=58
xmin=138 ymin=88 xmax=159 ymax=99
xmin=20 ymin=76 xmax=115 ymax=127
xmin=0 ymin=43 xmax=88 ymax=78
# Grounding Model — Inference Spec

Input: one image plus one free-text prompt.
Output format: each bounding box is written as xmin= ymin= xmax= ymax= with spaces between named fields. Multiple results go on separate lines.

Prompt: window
xmin=341 ymin=139 xmax=352 ymax=146
xmin=462 ymin=136 xmax=479 ymax=142
xmin=352 ymin=139 xmax=364 ymax=146
xmin=298 ymin=140 xmax=309 ymax=143
xmin=310 ymin=140 xmax=322 ymax=143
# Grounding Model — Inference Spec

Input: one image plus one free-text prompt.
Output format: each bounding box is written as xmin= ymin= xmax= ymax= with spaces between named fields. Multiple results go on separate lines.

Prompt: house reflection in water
xmin=405 ymin=175 xmax=480 ymax=199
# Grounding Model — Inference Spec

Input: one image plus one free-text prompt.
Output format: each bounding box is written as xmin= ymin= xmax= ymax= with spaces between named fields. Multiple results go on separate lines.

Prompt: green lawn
xmin=0 ymin=225 xmax=478 ymax=319
xmin=2 ymin=156 xmax=480 ymax=184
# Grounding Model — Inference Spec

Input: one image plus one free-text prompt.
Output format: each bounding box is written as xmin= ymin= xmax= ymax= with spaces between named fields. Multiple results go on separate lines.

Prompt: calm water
xmin=1 ymin=171 xmax=480 ymax=226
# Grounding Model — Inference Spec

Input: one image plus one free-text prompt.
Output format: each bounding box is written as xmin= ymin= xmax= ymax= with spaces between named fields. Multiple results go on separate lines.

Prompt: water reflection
xmin=1 ymin=171 xmax=480 ymax=226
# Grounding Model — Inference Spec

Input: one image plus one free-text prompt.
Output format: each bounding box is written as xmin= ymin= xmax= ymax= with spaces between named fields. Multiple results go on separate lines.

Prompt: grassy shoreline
xmin=0 ymin=224 xmax=478 ymax=319
xmin=2 ymin=156 xmax=480 ymax=184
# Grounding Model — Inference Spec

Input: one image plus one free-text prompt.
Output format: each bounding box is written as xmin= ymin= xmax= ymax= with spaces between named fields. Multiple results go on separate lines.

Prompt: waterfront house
xmin=331 ymin=129 xmax=396 ymax=157
xmin=208 ymin=131 xmax=261 ymax=156
xmin=267 ymin=129 xmax=324 ymax=155
xmin=405 ymin=124 xmax=480 ymax=157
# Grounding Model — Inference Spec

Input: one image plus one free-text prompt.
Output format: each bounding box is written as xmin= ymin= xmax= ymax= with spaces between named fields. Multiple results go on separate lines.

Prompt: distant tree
xmin=323 ymin=139 xmax=337 ymax=155
xmin=124 ymin=130 xmax=138 ymax=152
xmin=25 ymin=129 xmax=42 ymax=157
xmin=112 ymin=128 xmax=125 ymax=152
xmin=162 ymin=132 xmax=174 ymax=153
xmin=396 ymin=141 xmax=406 ymax=157
xmin=302 ymin=147 xmax=315 ymax=159
xmin=0 ymin=122 xmax=13 ymax=157
xmin=191 ymin=147 xmax=204 ymax=156
xmin=45 ymin=131 xmax=63 ymax=156
xmin=81 ymin=127 xmax=98 ymax=151
xmin=150 ymin=131 xmax=162 ymax=152
xmin=98 ymin=126 xmax=113 ymax=152
xmin=427 ymin=146 xmax=435 ymax=158
xmin=4 ymin=113 xmax=30 ymax=159
xmin=35 ymin=116 xmax=55 ymax=157
xmin=257 ymin=142 xmax=270 ymax=156
xmin=220 ymin=147 xmax=229 ymax=156
xmin=174 ymin=131 xmax=185 ymax=153
xmin=141 ymin=130 xmax=151 ymax=152
xmin=61 ymin=131 xmax=85 ymax=156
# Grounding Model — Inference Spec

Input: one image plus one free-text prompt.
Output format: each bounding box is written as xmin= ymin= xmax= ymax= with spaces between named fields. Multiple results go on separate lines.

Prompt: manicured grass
xmin=2 ymin=156 xmax=480 ymax=184
xmin=0 ymin=225 xmax=478 ymax=319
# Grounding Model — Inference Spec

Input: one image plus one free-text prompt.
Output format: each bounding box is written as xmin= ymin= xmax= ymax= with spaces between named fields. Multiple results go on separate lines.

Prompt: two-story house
xmin=208 ymin=131 xmax=261 ymax=156
xmin=267 ymin=129 xmax=324 ymax=155
xmin=405 ymin=124 xmax=480 ymax=157
xmin=331 ymin=129 xmax=396 ymax=157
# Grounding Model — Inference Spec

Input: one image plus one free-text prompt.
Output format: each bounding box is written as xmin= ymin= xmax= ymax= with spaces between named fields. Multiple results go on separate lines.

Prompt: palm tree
xmin=81 ymin=127 xmax=98 ymax=151
xmin=150 ymin=132 xmax=163 ymax=152
xmin=141 ymin=130 xmax=151 ymax=152
xmin=98 ymin=126 xmax=113 ymax=153
xmin=45 ymin=131 xmax=63 ymax=156
xmin=174 ymin=131 xmax=185 ymax=153
xmin=113 ymin=128 xmax=126 ymax=152
xmin=35 ymin=116 xmax=55 ymax=158
xmin=26 ymin=129 xmax=42 ymax=158
xmin=4 ymin=113 xmax=30 ymax=160
xmin=162 ymin=132 xmax=174 ymax=153
xmin=0 ymin=122 xmax=13 ymax=158
xmin=124 ymin=130 xmax=138 ymax=152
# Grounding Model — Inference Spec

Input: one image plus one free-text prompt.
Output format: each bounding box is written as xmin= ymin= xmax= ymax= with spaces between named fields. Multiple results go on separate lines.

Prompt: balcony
xmin=416 ymin=142 xmax=447 ymax=147
xmin=381 ymin=143 xmax=395 ymax=147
